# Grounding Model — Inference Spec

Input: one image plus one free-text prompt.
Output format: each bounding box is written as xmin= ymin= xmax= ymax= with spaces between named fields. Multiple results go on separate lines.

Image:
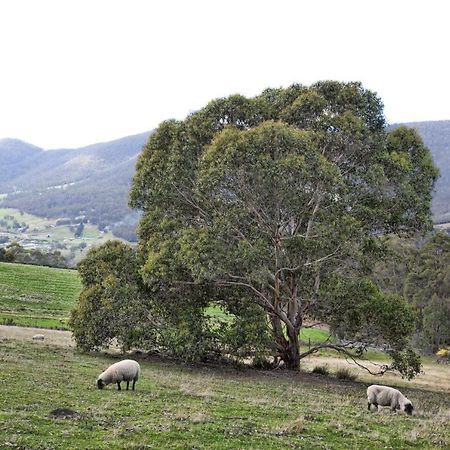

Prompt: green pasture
xmin=0 ymin=207 xmax=53 ymax=229
xmin=0 ymin=339 xmax=448 ymax=449
xmin=0 ymin=262 xmax=81 ymax=327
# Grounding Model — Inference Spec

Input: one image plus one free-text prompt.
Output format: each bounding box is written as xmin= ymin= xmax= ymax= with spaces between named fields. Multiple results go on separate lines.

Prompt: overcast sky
xmin=0 ymin=0 xmax=449 ymax=149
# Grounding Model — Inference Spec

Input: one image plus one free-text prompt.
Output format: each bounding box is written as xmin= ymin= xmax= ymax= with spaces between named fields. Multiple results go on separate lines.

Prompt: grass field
xmin=0 ymin=337 xmax=449 ymax=449
xmin=0 ymin=262 xmax=81 ymax=329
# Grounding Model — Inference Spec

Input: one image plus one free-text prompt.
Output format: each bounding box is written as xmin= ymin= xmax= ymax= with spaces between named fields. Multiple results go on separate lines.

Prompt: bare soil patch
xmin=49 ymin=408 xmax=81 ymax=419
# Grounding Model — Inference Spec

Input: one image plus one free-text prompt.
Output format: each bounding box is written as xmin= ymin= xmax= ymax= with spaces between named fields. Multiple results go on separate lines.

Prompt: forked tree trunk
xmin=270 ymin=313 xmax=301 ymax=370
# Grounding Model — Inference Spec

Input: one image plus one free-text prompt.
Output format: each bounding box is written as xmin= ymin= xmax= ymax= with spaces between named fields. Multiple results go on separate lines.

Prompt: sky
xmin=0 ymin=0 xmax=449 ymax=149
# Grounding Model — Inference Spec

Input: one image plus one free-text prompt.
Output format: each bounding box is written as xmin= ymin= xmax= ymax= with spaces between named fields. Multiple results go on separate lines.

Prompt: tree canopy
xmin=109 ymin=82 xmax=435 ymax=376
xmin=128 ymin=81 xmax=438 ymax=375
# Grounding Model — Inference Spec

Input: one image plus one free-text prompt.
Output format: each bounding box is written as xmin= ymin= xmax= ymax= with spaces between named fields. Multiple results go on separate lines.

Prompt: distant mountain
xmin=0 ymin=121 xmax=449 ymax=243
xmin=0 ymin=139 xmax=44 ymax=184
xmin=0 ymin=132 xmax=151 ymax=240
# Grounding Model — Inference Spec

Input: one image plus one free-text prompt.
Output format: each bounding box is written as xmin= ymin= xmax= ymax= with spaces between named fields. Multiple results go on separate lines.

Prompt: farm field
xmin=0 ymin=335 xmax=449 ymax=449
xmin=0 ymin=262 xmax=81 ymax=329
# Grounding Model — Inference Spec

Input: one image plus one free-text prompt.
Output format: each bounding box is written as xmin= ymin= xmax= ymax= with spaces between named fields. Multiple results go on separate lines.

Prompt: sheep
xmin=97 ymin=359 xmax=140 ymax=391
xmin=367 ymin=384 xmax=413 ymax=415
xmin=32 ymin=334 xmax=45 ymax=341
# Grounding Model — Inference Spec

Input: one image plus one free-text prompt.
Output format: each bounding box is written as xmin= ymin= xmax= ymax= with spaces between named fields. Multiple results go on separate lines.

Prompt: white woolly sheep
xmin=97 ymin=359 xmax=140 ymax=391
xmin=32 ymin=334 xmax=45 ymax=341
xmin=367 ymin=384 xmax=413 ymax=415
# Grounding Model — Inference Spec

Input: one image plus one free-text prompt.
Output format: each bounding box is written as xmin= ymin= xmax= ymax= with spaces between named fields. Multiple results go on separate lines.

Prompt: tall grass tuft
xmin=335 ymin=367 xmax=357 ymax=381
xmin=311 ymin=365 xmax=329 ymax=376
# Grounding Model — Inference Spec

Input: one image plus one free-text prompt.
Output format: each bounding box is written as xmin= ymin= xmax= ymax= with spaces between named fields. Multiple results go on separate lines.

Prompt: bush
xmin=311 ymin=365 xmax=329 ymax=376
xmin=70 ymin=241 xmax=158 ymax=352
xmin=335 ymin=367 xmax=357 ymax=381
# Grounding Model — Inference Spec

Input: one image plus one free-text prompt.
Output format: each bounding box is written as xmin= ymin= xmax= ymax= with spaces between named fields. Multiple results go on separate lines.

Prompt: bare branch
xmin=217 ymin=278 xmax=295 ymax=332
xmin=302 ymin=322 xmax=326 ymax=329
xmin=299 ymin=343 xmax=389 ymax=376
xmin=305 ymin=191 xmax=322 ymax=239
xmin=303 ymin=246 xmax=341 ymax=267
xmin=216 ymin=279 xmax=274 ymax=312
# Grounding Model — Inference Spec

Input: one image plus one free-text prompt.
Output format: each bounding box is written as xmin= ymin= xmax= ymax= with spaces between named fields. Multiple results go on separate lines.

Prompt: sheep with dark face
xmin=367 ymin=384 xmax=413 ymax=415
xmin=97 ymin=359 xmax=140 ymax=391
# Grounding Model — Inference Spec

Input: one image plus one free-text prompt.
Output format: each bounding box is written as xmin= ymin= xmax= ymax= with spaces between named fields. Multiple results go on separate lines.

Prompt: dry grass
xmin=301 ymin=353 xmax=450 ymax=393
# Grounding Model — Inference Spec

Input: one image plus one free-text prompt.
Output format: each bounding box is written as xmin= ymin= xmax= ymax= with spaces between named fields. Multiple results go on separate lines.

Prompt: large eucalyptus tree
xmin=130 ymin=81 xmax=438 ymax=374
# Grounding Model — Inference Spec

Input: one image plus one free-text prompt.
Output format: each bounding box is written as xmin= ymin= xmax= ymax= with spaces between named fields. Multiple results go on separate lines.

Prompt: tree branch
xmin=299 ymin=342 xmax=389 ymax=376
xmin=303 ymin=246 xmax=341 ymax=267
xmin=170 ymin=182 xmax=209 ymax=219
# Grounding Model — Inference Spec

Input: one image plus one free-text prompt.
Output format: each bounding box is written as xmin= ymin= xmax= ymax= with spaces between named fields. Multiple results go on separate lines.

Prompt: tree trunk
xmin=283 ymin=326 xmax=301 ymax=370
xmin=269 ymin=313 xmax=301 ymax=370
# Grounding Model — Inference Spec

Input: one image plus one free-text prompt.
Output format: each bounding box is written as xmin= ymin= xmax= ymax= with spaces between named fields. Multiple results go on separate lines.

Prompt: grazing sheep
xmin=97 ymin=359 xmax=140 ymax=391
xmin=32 ymin=334 xmax=45 ymax=341
xmin=367 ymin=384 xmax=413 ymax=415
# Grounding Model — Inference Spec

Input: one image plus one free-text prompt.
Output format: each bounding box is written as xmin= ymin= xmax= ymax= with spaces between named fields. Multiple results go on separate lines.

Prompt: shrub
xmin=311 ymin=365 xmax=329 ymax=376
xmin=335 ymin=367 xmax=357 ymax=381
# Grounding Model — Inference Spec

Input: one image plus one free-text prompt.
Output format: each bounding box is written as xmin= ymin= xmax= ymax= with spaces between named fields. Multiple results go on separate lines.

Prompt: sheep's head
xmin=404 ymin=402 xmax=414 ymax=415
xmin=97 ymin=378 xmax=105 ymax=390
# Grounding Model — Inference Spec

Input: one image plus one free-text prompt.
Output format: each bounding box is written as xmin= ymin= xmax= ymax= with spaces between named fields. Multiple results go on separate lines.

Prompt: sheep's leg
xmin=368 ymin=402 xmax=371 ymax=411
xmin=126 ymin=381 xmax=130 ymax=390
xmin=117 ymin=381 xmax=121 ymax=391
xmin=132 ymin=379 xmax=136 ymax=391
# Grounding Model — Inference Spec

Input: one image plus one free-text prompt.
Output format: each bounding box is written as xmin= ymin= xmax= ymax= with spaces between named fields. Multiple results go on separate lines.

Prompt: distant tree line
xmin=0 ymin=242 xmax=68 ymax=268
xmin=374 ymin=233 xmax=450 ymax=353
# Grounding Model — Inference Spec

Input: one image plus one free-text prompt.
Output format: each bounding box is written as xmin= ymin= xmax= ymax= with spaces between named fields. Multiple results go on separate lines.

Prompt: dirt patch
xmin=49 ymin=408 xmax=80 ymax=419
xmin=0 ymin=325 xmax=75 ymax=347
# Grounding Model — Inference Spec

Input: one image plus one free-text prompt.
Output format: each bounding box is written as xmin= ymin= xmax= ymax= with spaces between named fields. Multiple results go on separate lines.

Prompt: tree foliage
xmin=70 ymin=240 xmax=223 ymax=360
xmin=405 ymin=233 xmax=450 ymax=352
xmin=129 ymin=81 xmax=437 ymax=375
xmin=70 ymin=241 xmax=157 ymax=351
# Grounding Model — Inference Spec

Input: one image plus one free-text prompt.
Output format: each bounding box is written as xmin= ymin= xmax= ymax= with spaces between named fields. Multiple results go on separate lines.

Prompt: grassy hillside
xmin=0 ymin=262 xmax=81 ymax=329
xmin=0 ymin=338 xmax=448 ymax=449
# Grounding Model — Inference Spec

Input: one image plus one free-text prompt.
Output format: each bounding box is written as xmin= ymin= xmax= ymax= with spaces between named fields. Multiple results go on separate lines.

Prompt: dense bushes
xmin=70 ymin=241 xmax=272 ymax=362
